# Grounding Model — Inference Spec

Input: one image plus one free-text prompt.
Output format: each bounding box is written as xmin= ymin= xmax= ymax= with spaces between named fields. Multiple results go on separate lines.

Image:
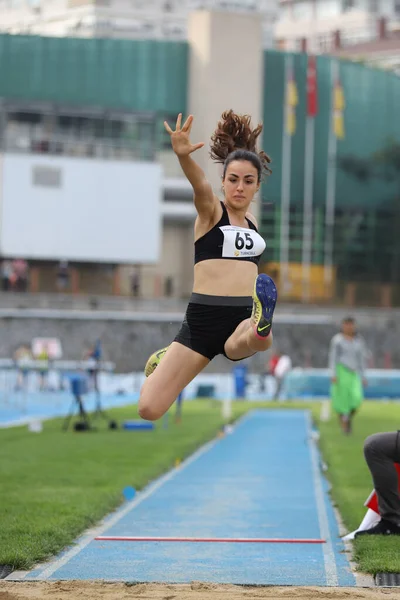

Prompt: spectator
xmin=260 ymin=351 xmax=280 ymax=393
xmin=14 ymin=344 xmax=32 ymax=391
xmin=1 ymin=259 xmax=13 ymax=291
xmin=131 ymin=267 xmax=140 ymax=297
xmin=273 ymin=352 xmax=292 ymax=401
xmin=56 ymin=260 xmax=70 ymax=292
xmin=12 ymin=259 xmax=29 ymax=292
xmin=269 ymin=352 xmax=280 ymax=376
xmin=84 ymin=339 xmax=102 ymax=393
xmin=164 ymin=276 xmax=174 ymax=297
xmin=36 ymin=343 xmax=50 ymax=391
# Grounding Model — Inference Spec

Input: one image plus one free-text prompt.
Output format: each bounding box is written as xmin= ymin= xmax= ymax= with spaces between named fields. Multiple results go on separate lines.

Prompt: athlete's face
xmin=223 ymin=161 xmax=260 ymax=210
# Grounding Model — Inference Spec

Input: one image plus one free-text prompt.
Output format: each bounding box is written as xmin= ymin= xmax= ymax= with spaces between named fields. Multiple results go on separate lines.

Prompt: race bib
xmin=220 ymin=226 xmax=266 ymax=259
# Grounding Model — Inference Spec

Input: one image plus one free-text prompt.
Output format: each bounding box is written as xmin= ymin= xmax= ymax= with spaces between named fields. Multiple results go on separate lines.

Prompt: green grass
xmin=314 ymin=400 xmax=400 ymax=575
xmin=0 ymin=400 xmax=247 ymax=569
xmin=0 ymin=399 xmax=399 ymax=575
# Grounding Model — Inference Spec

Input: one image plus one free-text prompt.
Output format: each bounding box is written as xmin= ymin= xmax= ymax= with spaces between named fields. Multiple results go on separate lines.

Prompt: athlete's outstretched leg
xmin=224 ymin=274 xmax=277 ymax=361
xmin=139 ymin=342 xmax=209 ymax=421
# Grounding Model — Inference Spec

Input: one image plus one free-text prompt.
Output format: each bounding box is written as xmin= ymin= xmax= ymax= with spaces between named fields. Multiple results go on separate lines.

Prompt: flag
xmin=286 ymin=69 xmax=298 ymax=136
xmin=306 ymin=55 xmax=318 ymax=117
xmin=333 ymin=78 xmax=345 ymax=139
xmin=302 ymin=55 xmax=318 ymax=302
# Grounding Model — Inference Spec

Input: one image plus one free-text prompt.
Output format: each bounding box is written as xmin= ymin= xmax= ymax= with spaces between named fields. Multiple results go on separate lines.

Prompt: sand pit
xmin=1 ymin=581 xmax=400 ymax=600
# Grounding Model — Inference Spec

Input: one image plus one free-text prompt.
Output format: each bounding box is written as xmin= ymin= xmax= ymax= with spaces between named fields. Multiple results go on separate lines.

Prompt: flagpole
xmin=301 ymin=115 xmax=315 ymax=301
xmin=324 ymin=58 xmax=338 ymax=285
xmin=280 ymin=53 xmax=292 ymax=296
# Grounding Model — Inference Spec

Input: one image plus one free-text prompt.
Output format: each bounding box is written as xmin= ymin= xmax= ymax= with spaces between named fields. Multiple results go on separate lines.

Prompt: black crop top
xmin=194 ymin=202 xmax=266 ymax=266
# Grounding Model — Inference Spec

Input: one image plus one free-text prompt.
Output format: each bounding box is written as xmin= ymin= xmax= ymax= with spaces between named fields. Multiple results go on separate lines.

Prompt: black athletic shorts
xmin=174 ymin=292 xmax=253 ymax=361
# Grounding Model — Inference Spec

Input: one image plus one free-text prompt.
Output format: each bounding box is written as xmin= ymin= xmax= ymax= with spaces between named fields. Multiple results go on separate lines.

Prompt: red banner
xmin=306 ymin=55 xmax=318 ymax=117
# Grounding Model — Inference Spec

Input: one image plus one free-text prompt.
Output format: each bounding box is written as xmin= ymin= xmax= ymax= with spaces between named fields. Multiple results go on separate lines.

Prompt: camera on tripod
xmin=63 ymin=373 xmax=118 ymax=432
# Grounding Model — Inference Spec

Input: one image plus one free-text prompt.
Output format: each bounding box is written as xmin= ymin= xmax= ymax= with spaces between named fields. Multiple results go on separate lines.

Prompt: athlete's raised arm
xmin=164 ymin=114 xmax=218 ymax=222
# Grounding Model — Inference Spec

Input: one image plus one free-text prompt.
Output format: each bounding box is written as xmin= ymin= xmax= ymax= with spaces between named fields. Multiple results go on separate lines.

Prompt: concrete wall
xmin=1 ymin=315 xmax=399 ymax=373
xmin=139 ymin=221 xmax=194 ymax=298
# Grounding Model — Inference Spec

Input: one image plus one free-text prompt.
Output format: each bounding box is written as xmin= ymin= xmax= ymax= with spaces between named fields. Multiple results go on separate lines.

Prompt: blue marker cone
xmin=123 ymin=486 xmax=136 ymax=501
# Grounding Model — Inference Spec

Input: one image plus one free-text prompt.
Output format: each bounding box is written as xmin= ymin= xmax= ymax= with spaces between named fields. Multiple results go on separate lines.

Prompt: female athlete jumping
xmin=139 ymin=110 xmax=277 ymax=421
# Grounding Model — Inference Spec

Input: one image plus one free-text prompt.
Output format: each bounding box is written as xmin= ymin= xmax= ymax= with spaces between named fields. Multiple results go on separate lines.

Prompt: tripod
xmin=88 ymin=369 xmax=117 ymax=429
xmin=62 ymin=373 xmax=118 ymax=432
xmin=63 ymin=391 xmax=91 ymax=431
xmin=91 ymin=390 xmax=117 ymax=428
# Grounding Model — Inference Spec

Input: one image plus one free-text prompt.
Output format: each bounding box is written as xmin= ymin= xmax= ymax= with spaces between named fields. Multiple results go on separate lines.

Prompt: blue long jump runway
xmin=22 ymin=410 xmax=355 ymax=586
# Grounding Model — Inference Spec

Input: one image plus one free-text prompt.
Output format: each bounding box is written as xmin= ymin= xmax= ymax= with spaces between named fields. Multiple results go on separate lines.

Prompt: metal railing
xmin=2 ymin=131 xmax=157 ymax=162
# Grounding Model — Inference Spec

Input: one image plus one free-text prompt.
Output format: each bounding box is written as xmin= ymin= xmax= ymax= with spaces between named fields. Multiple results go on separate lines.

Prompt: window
xmin=187 ymin=0 xmax=207 ymax=8
xmin=295 ymin=37 xmax=308 ymax=51
xmin=3 ymin=106 xmax=158 ymax=161
xmin=32 ymin=166 xmax=62 ymax=189
xmin=278 ymin=3 xmax=292 ymax=20
xmin=318 ymin=32 xmax=333 ymax=51
xmin=292 ymin=0 xmax=313 ymax=20
xmin=342 ymin=0 xmax=355 ymax=11
xmin=132 ymin=0 xmax=156 ymax=8
xmin=316 ymin=0 xmax=341 ymax=17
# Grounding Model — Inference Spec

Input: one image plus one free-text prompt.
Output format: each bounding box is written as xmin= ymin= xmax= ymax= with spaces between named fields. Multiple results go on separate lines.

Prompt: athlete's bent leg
xmin=224 ymin=319 xmax=274 ymax=360
xmin=224 ymin=274 xmax=277 ymax=361
xmin=138 ymin=342 xmax=209 ymax=421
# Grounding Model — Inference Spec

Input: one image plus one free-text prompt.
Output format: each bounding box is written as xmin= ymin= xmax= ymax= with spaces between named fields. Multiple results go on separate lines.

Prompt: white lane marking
xmin=306 ymin=412 xmax=339 ymax=586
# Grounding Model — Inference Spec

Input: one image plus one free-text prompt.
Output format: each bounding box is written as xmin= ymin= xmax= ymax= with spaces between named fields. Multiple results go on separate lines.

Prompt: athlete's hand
xmin=164 ymin=114 xmax=204 ymax=157
xmin=331 ymin=376 xmax=337 ymax=384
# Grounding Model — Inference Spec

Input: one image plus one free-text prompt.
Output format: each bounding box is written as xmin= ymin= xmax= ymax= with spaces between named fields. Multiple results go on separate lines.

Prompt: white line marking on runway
xmin=306 ymin=412 xmax=339 ymax=587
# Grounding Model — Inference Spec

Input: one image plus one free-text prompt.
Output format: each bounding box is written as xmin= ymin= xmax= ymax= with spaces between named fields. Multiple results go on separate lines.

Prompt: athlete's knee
xmin=138 ymin=397 xmax=162 ymax=421
xmin=138 ymin=404 xmax=160 ymax=421
xmin=138 ymin=383 xmax=169 ymax=421
xmin=138 ymin=393 xmax=160 ymax=422
xmin=364 ymin=433 xmax=382 ymax=461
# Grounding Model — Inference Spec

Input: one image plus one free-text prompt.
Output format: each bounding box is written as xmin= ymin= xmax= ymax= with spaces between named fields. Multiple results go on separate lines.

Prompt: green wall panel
xmin=262 ymin=50 xmax=400 ymax=211
xmin=0 ymin=34 xmax=188 ymax=113
xmin=262 ymin=50 xmax=285 ymax=208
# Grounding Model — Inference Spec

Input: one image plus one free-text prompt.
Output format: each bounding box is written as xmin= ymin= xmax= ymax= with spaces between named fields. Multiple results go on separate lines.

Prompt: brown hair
xmin=210 ymin=109 xmax=272 ymax=182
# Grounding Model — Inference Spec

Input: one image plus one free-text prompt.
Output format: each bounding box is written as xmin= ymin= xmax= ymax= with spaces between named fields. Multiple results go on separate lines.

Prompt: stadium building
xmin=275 ymin=0 xmax=400 ymax=73
xmin=0 ymin=0 xmax=277 ymax=48
xmin=0 ymin=10 xmax=399 ymax=305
